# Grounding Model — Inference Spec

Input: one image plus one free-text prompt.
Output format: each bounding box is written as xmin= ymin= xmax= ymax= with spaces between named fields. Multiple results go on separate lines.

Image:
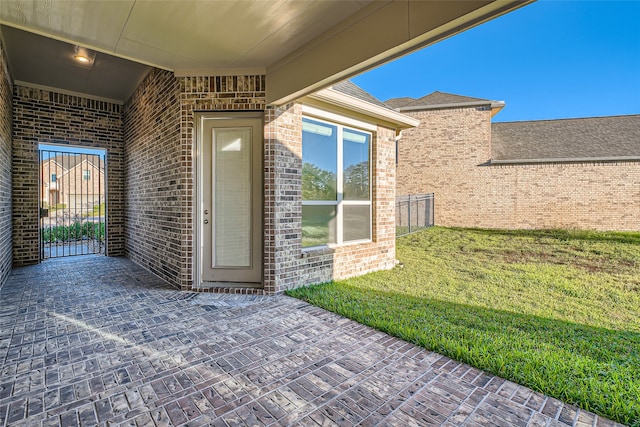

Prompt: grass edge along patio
xmin=288 ymin=227 xmax=640 ymax=426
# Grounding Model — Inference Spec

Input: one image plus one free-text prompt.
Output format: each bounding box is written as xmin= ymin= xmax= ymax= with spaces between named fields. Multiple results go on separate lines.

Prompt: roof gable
xmin=387 ymin=91 xmax=503 ymax=113
xmin=62 ymin=158 xmax=104 ymax=174
xmin=408 ymin=91 xmax=494 ymax=107
xmin=491 ymin=114 xmax=640 ymax=161
xmin=305 ymin=80 xmax=420 ymax=130
xmin=331 ymin=81 xmax=392 ymax=110
xmin=43 ymin=154 xmax=104 ymax=171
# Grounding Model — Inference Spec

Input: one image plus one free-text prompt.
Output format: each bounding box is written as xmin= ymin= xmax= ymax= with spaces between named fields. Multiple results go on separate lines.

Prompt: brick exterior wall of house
xmin=62 ymin=161 xmax=104 ymax=203
xmin=12 ymin=87 xmax=124 ymax=266
xmin=264 ymin=104 xmax=397 ymax=294
xmin=397 ymin=107 xmax=640 ymax=231
xmin=124 ymin=70 xmax=397 ymax=292
xmin=123 ymin=69 xmax=183 ymax=288
xmin=0 ymin=37 xmax=12 ymax=287
xmin=40 ymin=160 xmax=58 ymax=206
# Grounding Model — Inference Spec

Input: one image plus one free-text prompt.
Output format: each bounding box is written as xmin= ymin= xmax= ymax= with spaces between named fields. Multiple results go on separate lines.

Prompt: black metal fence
xmin=396 ymin=193 xmax=434 ymax=236
xmin=39 ymin=148 xmax=106 ymax=259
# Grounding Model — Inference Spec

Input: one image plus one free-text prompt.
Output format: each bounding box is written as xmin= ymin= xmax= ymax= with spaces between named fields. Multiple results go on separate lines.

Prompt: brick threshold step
xmin=195 ymin=282 xmax=264 ymax=295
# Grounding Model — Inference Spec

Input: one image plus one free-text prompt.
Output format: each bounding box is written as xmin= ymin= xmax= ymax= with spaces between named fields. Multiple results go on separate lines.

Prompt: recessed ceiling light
xmin=73 ymin=54 xmax=91 ymax=64
xmin=73 ymin=46 xmax=93 ymax=65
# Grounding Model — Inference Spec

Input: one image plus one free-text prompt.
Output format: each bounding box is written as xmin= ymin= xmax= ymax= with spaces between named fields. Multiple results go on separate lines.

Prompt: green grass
xmin=86 ymin=202 xmax=105 ymax=217
xmin=41 ymin=221 xmax=105 ymax=243
xmin=396 ymin=225 xmax=430 ymax=237
xmin=287 ymin=227 xmax=640 ymax=426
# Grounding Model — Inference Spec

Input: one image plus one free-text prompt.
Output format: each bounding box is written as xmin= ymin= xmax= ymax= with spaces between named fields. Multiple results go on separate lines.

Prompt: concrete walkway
xmin=0 ymin=256 xmax=622 ymax=426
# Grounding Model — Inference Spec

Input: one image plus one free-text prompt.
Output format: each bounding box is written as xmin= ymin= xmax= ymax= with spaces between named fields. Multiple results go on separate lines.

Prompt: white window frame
xmin=302 ymin=110 xmax=373 ymax=249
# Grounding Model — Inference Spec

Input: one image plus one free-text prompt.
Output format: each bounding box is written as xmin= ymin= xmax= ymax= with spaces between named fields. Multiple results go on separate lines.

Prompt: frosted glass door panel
xmin=213 ymin=127 xmax=252 ymax=267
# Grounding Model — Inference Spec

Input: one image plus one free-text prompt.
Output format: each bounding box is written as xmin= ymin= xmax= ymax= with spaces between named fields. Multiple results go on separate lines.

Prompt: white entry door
xmin=201 ymin=115 xmax=263 ymax=283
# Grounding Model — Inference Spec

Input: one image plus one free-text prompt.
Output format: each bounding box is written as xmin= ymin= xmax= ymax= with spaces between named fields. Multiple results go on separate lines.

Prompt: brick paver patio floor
xmin=0 ymin=256 xmax=623 ymax=426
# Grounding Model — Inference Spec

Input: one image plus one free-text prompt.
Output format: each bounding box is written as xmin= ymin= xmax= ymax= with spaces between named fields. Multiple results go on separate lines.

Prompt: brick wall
xmin=124 ymin=69 xmax=183 ymax=287
xmin=0 ymin=37 xmax=12 ymax=287
xmin=12 ymin=87 xmax=124 ymax=266
xmin=125 ymin=71 xmax=266 ymax=289
xmin=264 ymin=104 xmax=397 ymax=293
xmin=263 ymin=103 xmax=302 ymax=293
xmin=397 ymin=107 xmax=640 ymax=231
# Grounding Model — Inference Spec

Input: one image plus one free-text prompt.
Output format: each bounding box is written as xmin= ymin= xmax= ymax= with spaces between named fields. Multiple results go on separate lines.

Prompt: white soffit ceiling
xmin=0 ymin=0 xmax=373 ymax=73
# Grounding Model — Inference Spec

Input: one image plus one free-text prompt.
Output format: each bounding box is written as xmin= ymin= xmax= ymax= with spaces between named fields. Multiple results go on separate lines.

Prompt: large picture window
xmin=302 ymin=116 xmax=371 ymax=248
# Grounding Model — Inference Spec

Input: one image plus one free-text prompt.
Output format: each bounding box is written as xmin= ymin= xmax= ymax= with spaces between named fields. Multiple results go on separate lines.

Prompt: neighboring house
xmin=40 ymin=155 xmax=105 ymax=212
xmin=390 ymin=91 xmax=640 ymax=231
xmin=40 ymin=157 xmax=65 ymax=208
xmin=61 ymin=158 xmax=105 ymax=211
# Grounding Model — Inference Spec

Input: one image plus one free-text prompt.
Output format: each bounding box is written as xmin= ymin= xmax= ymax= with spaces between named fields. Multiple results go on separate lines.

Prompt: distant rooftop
xmin=384 ymin=89 xmax=639 ymax=162
xmin=385 ymin=91 xmax=505 ymax=117
xmin=384 ymin=97 xmax=416 ymax=109
xmin=386 ymin=91 xmax=505 ymax=115
xmin=492 ymin=114 xmax=640 ymax=162
xmin=42 ymin=154 xmax=105 ymax=170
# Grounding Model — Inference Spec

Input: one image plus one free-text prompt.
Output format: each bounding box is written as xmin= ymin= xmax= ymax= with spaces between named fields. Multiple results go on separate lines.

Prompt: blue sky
xmin=352 ymin=1 xmax=640 ymax=123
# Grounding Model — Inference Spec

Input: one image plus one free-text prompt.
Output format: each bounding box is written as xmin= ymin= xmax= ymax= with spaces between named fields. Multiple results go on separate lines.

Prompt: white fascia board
xmin=307 ymin=88 xmax=420 ymax=130
xmin=302 ymin=104 xmax=377 ymax=131
xmin=174 ymin=67 xmax=266 ymax=77
xmin=399 ymin=100 xmax=505 ymax=112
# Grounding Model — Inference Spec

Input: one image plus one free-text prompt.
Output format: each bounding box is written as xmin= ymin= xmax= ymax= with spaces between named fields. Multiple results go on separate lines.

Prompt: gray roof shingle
xmin=44 ymin=154 xmax=104 ymax=170
xmin=384 ymin=97 xmax=416 ymax=109
xmin=491 ymin=115 xmax=640 ymax=161
xmin=386 ymin=91 xmax=496 ymax=110
xmin=331 ymin=80 xmax=392 ymax=110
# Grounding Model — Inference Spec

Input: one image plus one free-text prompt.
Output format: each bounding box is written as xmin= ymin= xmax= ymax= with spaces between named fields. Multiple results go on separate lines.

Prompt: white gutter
xmin=489 ymin=156 xmax=640 ymax=165
xmin=308 ymin=88 xmax=420 ymax=130
xmin=399 ymin=100 xmax=505 ymax=113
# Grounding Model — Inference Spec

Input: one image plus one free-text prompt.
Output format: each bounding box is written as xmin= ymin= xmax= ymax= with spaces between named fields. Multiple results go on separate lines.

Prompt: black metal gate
xmin=39 ymin=146 xmax=106 ymax=259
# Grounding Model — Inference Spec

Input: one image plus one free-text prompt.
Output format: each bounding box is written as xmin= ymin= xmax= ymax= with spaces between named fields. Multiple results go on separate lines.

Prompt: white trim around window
xmin=302 ymin=105 xmax=377 ymax=132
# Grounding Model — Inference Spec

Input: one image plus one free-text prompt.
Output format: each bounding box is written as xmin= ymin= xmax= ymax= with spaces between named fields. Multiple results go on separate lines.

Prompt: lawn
xmin=287 ymin=227 xmax=640 ymax=426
